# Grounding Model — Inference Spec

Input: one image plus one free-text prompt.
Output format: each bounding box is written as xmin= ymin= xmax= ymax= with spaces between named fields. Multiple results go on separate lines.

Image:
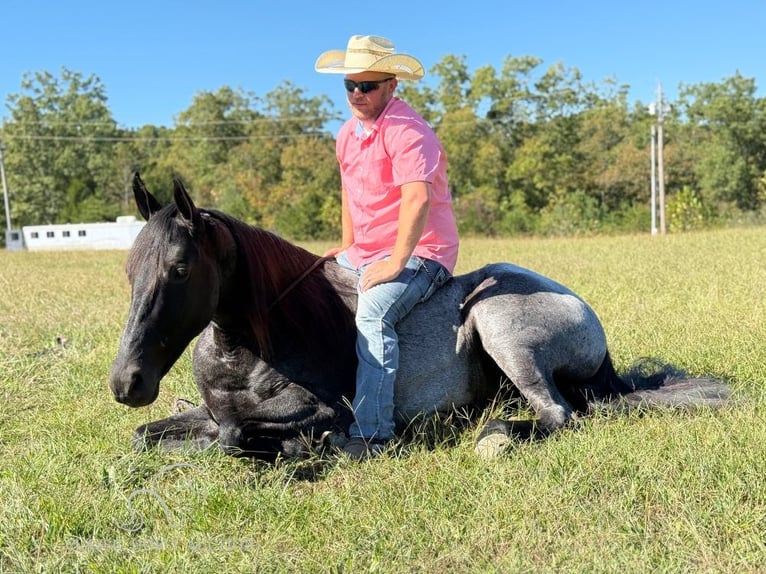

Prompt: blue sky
xmin=1 ymin=1 xmax=763 ymax=130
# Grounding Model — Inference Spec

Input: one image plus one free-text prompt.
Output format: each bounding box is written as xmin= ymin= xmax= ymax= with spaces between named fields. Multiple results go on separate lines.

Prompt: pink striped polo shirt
xmin=335 ymin=97 xmax=459 ymax=273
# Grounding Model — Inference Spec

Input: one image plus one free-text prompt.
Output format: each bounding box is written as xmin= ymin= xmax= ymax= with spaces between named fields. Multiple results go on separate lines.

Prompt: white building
xmin=5 ymin=215 xmax=145 ymax=251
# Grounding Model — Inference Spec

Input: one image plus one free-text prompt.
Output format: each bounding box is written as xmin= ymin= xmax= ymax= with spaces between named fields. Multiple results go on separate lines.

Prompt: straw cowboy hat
xmin=314 ymin=35 xmax=425 ymax=81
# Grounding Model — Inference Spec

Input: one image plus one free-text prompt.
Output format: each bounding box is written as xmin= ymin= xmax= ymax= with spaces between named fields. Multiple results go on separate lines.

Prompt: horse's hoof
xmin=173 ymin=398 xmax=197 ymax=414
xmin=474 ymin=432 xmax=511 ymax=460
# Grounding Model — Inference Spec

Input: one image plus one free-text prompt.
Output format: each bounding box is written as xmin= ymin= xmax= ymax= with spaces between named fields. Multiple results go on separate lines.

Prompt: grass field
xmin=1 ymin=228 xmax=766 ymax=573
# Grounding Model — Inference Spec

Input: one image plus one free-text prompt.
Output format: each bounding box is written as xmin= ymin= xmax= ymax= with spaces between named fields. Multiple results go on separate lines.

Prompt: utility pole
xmin=0 ymin=141 xmax=11 ymax=232
xmin=650 ymin=125 xmax=657 ymax=235
xmin=648 ymin=83 xmax=668 ymax=235
xmin=656 ymin=83 xmax=666 ymax=235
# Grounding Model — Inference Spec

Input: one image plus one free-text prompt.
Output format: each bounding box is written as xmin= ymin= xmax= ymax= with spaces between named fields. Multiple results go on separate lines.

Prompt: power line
xmin=1 ymin=132 xmax=335 ymax=143
xmin=2 ymin=116 xmax=339 ymax=128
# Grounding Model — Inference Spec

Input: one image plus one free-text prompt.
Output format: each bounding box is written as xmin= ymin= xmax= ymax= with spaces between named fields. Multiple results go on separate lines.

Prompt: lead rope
xmin=268 ymin=255 xmax=334 ymax=312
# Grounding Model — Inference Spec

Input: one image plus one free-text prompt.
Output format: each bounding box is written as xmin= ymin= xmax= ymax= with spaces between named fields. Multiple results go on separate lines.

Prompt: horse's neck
xmin=208 ymin=217 xmax=350 ymax=357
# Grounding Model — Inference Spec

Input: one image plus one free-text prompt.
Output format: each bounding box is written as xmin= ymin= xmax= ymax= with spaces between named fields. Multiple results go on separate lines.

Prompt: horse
xmin=109 ymin=174 xmax=731 ymax=461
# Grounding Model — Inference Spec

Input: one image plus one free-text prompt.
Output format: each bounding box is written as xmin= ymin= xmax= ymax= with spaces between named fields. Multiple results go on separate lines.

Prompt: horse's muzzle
xmin=109 ymin=367 xmax=160 ymax=407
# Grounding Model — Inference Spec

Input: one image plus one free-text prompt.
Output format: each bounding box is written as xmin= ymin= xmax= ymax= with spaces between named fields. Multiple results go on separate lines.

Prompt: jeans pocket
xmin=419 ymin=260 xmax=451 ymax=303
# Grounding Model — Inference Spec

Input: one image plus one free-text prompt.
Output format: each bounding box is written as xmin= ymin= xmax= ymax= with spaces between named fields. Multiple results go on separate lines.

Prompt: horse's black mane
xmin=211 ymin=209 xmax=356 ymax=360
xmin=130 ymin=204 xmax=355 ymax=361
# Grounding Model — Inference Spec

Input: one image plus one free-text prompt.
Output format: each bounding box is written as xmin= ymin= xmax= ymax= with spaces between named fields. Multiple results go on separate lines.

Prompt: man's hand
xmin=360 ymin=259 xmax=404 ymax=292
xmin=323 ymin=246 xmax=344 ymax=257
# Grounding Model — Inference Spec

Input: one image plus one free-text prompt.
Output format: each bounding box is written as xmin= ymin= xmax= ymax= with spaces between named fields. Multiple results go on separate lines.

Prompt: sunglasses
xmin=344 ymin=78 xmax=393 ymax=94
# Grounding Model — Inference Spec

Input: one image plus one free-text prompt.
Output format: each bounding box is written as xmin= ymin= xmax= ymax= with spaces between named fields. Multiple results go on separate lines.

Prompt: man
xmin=315 ymin=35 xmax=459 ymax=460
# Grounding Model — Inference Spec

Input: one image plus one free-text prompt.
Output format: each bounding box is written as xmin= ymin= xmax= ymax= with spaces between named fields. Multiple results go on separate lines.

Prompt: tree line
xmin=1 ymin=57 xmax=765 ymax=243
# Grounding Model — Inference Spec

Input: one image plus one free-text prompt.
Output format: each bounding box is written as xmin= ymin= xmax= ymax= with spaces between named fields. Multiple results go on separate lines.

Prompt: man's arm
xmin=324 ymin=187 xmax=355 ymax=257
xmin=359 ymin=180 xmax=431 ymax=292
xmin=340 ymin=186 xmax=354 ymax=249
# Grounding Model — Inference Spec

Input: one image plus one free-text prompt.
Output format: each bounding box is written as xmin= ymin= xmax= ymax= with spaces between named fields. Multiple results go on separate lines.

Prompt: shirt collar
xmin=354 ymin=97 xmax=399 ymax=139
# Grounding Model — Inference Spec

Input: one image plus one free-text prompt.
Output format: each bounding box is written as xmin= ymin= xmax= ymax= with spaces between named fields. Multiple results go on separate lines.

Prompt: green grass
xmin=2 ymin=228 xmax=766 ymax=573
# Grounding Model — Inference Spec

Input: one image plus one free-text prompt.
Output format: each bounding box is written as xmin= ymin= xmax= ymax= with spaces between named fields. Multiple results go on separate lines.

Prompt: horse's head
xmin=109 ymin=174 xmax=234 ymax=407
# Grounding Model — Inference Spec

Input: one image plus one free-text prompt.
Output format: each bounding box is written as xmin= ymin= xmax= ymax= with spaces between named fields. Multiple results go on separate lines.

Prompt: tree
xmin=576 ymin=89 xmax=649 ymax=210
xmin=1 ymin=68 xmax=118 ymax=225
xmin=166 ymin=86 xmax=263 ymax=205
xmin=270 ymin=135 xmax=340 ymax=239
xmin=112 ymin=125 xmax=177 ymax=210
xmin=3 ymin=60 xmax=765 ymax=240
xmin=678 ymin=72 xmax=766 ymax=210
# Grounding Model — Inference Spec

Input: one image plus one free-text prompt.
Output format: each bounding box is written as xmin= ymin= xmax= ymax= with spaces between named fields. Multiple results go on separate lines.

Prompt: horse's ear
xmin=132 ymin=172 xmax=163 ymax=221
xmin=173 ymin=177 xmax=198 ymax=226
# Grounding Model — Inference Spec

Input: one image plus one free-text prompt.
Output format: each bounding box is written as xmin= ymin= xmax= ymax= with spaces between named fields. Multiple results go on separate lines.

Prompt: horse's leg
xmin=498 ymin=350 xmax=574 ymax=431
xmin=213 ymin=383 xmax=339 ymax=459
xmin=470 ymin=301 xmax=576 ymax=434
xmin=133 ymin=404 xmax=219 ymax=452
xmin=472 ymin=349 xmax=574 ymax=459
xmin=478 ymin=418 xmax=538 ymax=442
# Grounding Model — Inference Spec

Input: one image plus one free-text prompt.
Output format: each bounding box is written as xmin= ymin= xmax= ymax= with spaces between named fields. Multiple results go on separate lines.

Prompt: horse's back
xmin=464 ymin=263 xmax=607 ymax=374
xmin=394 ymin=272 xmax=480 ymax=418
xmin=394 ymin=263 xmax=608 ymax=420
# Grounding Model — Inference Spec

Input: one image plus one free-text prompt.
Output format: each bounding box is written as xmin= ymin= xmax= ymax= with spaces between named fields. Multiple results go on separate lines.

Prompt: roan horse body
xmin=109 ymin=175 xmax=731 ymax=460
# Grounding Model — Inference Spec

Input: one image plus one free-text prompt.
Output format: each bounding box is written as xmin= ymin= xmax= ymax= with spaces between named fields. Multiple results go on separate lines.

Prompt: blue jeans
xmin=336 ymin=252 xmax=451 ymax=440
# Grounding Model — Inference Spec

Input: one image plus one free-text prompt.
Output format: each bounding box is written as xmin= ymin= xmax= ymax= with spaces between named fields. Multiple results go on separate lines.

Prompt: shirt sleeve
xmin=385 ymin=119 xmax=442 ymax=187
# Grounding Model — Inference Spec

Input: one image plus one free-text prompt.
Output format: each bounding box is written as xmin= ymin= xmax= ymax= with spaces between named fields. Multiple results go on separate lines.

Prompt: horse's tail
xmin=583 ymin=352 xmax=732 ymax=413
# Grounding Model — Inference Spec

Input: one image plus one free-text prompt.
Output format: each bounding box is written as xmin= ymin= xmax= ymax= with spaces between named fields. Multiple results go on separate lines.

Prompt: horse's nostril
xmin=110 ymin=369 xmax=146 ymax=405
xmin=130 ymin=371 xmax=143 ymax=390
xmin=112 ymin=382 xmax=131 ymax=404
xmin=111 ymin=367 xmax=159 ymax=408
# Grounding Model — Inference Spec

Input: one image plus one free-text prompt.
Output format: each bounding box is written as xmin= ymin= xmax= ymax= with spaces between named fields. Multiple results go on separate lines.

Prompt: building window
xmin=31 ymin=232 xmax=39 ymax=239
xmin=46 ymin=231 xmax=55 ymax=238
xmin=78 ymin=230 xmax=87 ymax=237
xmin=10 ymin=232 xmax=20 ymax=240
xmin=63 ymin=230 xmax=71 ymax=238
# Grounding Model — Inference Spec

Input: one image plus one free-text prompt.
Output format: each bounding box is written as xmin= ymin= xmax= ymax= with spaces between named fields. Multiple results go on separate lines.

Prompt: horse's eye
xmin=170 ymin=265 xmax=189 ymax=282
